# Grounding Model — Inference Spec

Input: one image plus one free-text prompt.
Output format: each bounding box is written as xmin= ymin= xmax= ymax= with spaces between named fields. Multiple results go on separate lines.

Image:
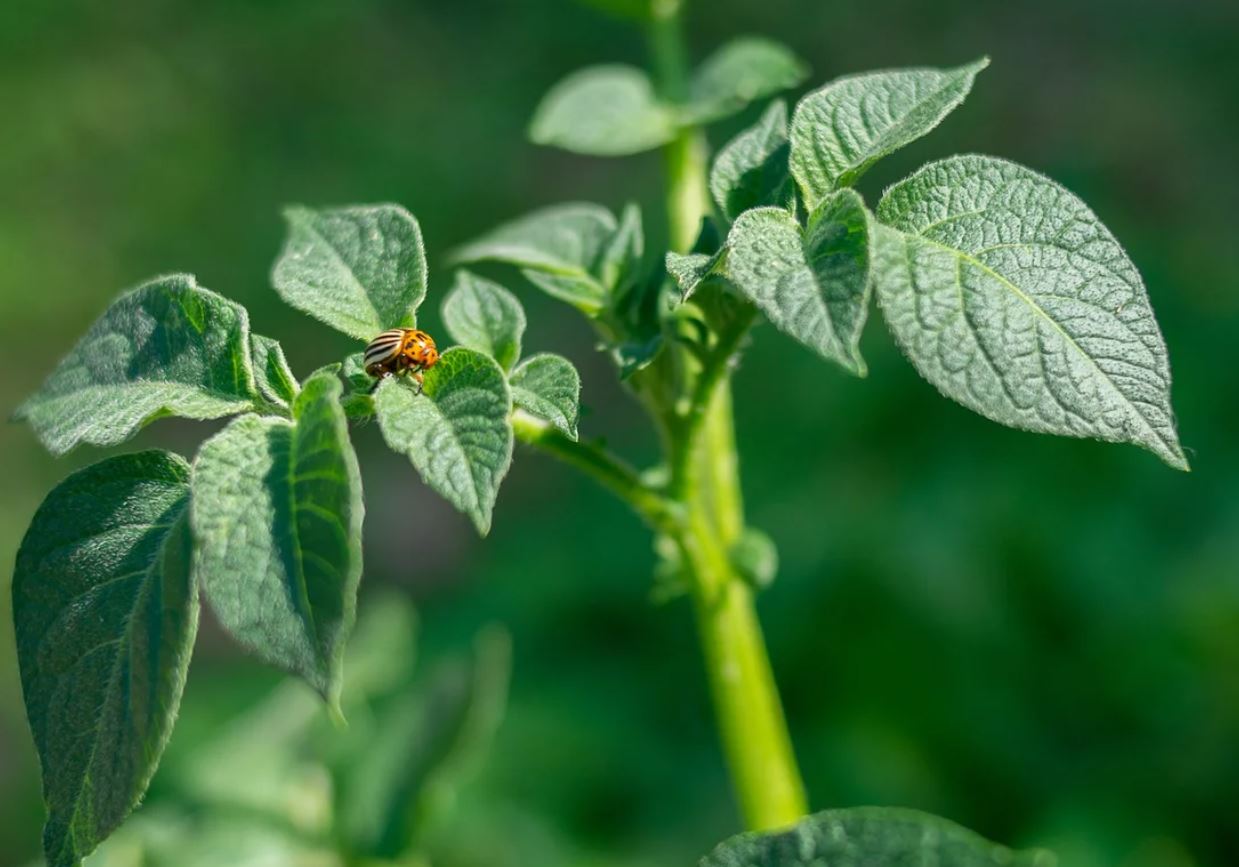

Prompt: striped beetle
xmin=364 ymin=328 xmax=440 ymax=393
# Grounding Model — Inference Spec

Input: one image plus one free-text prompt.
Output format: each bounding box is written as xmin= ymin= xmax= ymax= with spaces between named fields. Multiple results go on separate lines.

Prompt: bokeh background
xmin=2 ymin=0 xmax=1238 ymax=864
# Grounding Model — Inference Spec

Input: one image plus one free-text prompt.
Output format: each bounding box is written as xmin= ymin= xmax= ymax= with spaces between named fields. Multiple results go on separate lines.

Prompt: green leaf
xmin=665 ymin=249 xmax=726 ymax=301
xmin=450 ymin=203 xmax=617 ymax=313
xmin=15 ymin=274 xmax=257 ymax=456
xmin=711 ymin=99 xmax=793 ymax=222
xmin=689 ymin=37 xmax=808 ymax=123
xmin=510 ymin=353 xmax=581 ymax=440
xmin=701 ymin=807 xmax=1055 ymax=866
xmin=249 ymin=333 xmax=300 ymax=412
xmin=13 ymin=451 xmax=199 ymax=867
xmin=790 ymin=57 xmax=989 ymax=205
xmin=726 ymin=189 xmax=872 ymax=374
xmin=374 ymin=347 xmax=514 ymax=535
xmin=874 ymin=155 xmax=1187 ymax=469
xmin=599 ymin=202 xmax=645 ymax=293
xmin=441 ymin=271 xmax=527 ymax=373
xmin=529 ymin=65 xmax=678 ymax=156
xmin=192 ymin=369 xmax=364 ymax=705
xmin=273 ymin=204 xmax=427 ymax=340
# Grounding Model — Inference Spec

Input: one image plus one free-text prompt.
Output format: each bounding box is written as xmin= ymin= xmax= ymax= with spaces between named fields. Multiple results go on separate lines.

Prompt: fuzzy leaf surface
xmin=374 ymin=348 xmax=513 ymax=535
xmin=273 ymin=204 xmax=427 ymax=340
xmin=15 ymin=274 xmax=257 ymax=455
xmin=790 ymin=58 xmax=988 ymax=205
xmin=874 ymin=155 xmax=1186 ymax=469
xmin=249 ymin=333 xmax=300 ymax=412
xmin=727 ymin=189 xmax=872 ymax=374
xmin=450 ymin=203 xmax=617 ymax=313
xmin=530 ymin=65 xmax=677 ymax=155
xmin=13 ymin=451 xmax=199 ymax=867
xmin=192 ymin=370 xmax=364 ymax=704
xmin=689 ymin=37 xmax=808 ymax=122
xmin=441 ymin=272 xmax=527 ymax=372
xmin=710 ymin=99 xmax=792 ymax=221
xmin=510 ymin=353 xmax=581 ymax=440
xmin=701 ymin=807 xmax=1055 ymax=867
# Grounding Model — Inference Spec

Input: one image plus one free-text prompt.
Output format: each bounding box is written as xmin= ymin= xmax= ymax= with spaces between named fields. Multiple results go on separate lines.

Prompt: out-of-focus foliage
xmin=2 ymin=1 xmax=1237 ymax=866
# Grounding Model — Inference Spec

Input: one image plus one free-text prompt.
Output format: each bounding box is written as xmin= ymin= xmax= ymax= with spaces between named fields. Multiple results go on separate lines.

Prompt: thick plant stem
xmin=645 ymin=1 xmax=806 ymax=830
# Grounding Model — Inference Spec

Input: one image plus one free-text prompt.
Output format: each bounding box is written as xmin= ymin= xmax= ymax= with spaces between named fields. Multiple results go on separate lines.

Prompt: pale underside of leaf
xmin=529 ymin=64 xmax=679 ymax=155
xmin=374 ymin=348 xmax=514 ymax=535
xmin=192 ymin=371 xmax=364 ymax=703
xmin=510 ymin=353 xmax=581 ymax=440
xmin=13 ymin=451 xmax=199 ymax=867
xmin=726 ymin=190 xmax=872 ymax=375
xmin=874 ymin=154 xmax=1186 ymax=469
xmin=700 ymin=807 xmax=1055 ymax=867
xmin=790 ymin=58 xmax=989 ymax=206
xmin=273 ymin=204 xmax=427 ymax=340
xmin=15 ymin=274 xmax=258 ymax=455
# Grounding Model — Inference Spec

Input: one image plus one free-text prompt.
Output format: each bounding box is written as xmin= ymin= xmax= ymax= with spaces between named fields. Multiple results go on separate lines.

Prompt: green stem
xmin=647 ymin=0 xmax=807 ymax=832
xmin=512 ymin=411 xmax=679 ymax=533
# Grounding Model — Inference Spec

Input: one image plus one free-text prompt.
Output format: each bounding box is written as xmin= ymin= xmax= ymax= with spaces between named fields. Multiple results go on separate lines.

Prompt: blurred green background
xmin=2 ymin=0 xmax=1238 ymax=864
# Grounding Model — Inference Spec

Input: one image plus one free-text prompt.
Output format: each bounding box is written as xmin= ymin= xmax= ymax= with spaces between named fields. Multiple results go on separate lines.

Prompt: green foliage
xmin=192 ymin=370 xmax=364 ymax=706
xmin=374 ymin=348 xmax=514 ymax=535
xmin=874 ymin=155 xmax=1187 ymax=469
xmin=530 ymin=37 xmax=805 ymax=156
xmin=701 ymin=808 xmax=1055 ymax=866
xmin=510 ymin=353 xmax=582 ymax=440
xmin=710 ymin=99 xmax=792 ymax=222
xmin=790 ymin=58 xmax=989 ymax=205
xmin=530 ymin=65 xmax=680 ymax=156
xmin=248 ymin=333 xmax=300 ymax=412
xmin=450 ymin=203 xmax=619 ymax=313
xmin=13 ymin=452 xmax=199 ymax=867
xmin=9 ymin=9 xmax=1191 ymax=864
xmin=688 ymin=38 xmax=808 ymax=122
xmin=14 ymin=274 xmax=258 ymax=455
xmin=441 ymin=271 xmax=527 ymax=373
xmin=726 ymin=189 xmax=872 ymax=375
xmin=273 ymin=204 xmax=427 ymax=340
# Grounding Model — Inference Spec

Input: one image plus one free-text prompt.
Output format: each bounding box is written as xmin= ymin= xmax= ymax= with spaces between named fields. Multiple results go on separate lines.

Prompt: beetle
xmin=364 ymin=328 xmax=440 ymax=393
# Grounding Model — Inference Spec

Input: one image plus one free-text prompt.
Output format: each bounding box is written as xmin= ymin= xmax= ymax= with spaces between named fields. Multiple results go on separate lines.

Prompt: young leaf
xmin=726 ymin=189 xmax=872 ymax=375
xmin=688 ymin=37 xmax=808 ymax=123
xmin=710 ymin=99 xmax=793 ymax=221
xmin=441 ymin=271 xmax=527 ymax=372
xmin=192 ymin=370 xmax=364 ymax=705
xmin=374 ymin=347 xmax=514 ymax=535
xmin=790 ymin=57 xmax=989 ymax=206
xmin=666 ymin=249 xmax=726 ymax=301
xmin=874 ymin=155 xmax=1187 ymax=469
xmin=599 ymin=202 xmax=645 ymax=293
xmin=273 ymin=204 xmax=427 ymax=340
xmin=510 ymin=353 xmax=581 ymax=440
xmin=15 ymin=274 xmax=258 ymax=456
xmin=249 ymin=333 xmax=300 ymax=412
xmin=529 ymin=65 xmax=678 ymax=156
xmin=450 ymin=203 xmax=617 ymax=313
xmin=700 ymin=807 xmax=1054 ymax=866
xmin=13 ymin=451 xmax=199 ymax=867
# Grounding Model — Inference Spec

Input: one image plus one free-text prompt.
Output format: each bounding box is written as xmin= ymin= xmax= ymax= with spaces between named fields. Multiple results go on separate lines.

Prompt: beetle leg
xmin=411 ymin=370 xmax=425 ymax=395
xmin=367 ymin=371 xmax=393 ymax=395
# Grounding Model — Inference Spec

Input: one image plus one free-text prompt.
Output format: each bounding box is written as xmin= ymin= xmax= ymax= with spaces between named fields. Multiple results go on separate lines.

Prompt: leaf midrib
xmin=290 ymin=210 xmax=384 ymax=330
xmin=912 ymin=231 xmax=1177 ymax=457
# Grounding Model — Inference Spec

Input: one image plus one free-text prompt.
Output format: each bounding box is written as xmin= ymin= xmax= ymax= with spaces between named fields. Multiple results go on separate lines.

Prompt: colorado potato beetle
xmin=364 ymin=328 xmax=440 ymax=393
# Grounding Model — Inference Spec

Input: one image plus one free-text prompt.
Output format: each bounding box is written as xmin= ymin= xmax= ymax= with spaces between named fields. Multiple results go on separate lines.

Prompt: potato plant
xmin=11 ymin=0 xmax=1184 ymax=864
